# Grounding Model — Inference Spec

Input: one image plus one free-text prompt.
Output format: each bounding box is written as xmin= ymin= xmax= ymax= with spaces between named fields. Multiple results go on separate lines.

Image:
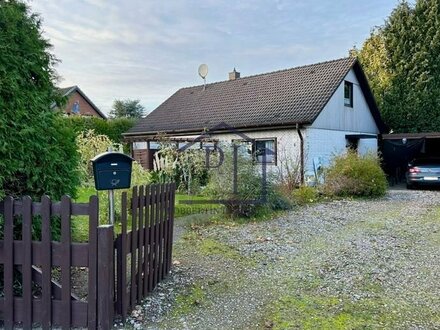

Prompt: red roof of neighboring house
xmin=54 ymin=85 xmax=106 ymax=119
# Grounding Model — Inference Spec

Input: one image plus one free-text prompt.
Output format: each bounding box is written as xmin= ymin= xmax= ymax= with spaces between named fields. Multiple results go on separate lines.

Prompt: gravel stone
xmin=119 ymin=187 xmax=440 ymax=329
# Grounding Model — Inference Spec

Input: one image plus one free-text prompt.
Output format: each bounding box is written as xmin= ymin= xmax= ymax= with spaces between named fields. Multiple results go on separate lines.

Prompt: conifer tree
xmin=355 ymin=0 xmax=440 ymax=133
xmin=0 ymin=0 xmax=79 ymax=199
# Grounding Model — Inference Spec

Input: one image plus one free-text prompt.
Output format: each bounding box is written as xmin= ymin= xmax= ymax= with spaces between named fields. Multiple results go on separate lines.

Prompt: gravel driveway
xmin=120 ymin=188 xmax=440 ymax=329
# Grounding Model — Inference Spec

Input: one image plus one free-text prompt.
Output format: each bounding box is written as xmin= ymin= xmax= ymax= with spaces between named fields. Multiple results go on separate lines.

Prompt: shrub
xmin=150 ymin=139 xmax=208 ymax=195
xmin=204 ymin=144 xmax=291 ymax=217
xmin=292 ymin=186 xmax=320 ymax=205
xmin=76 ymin=129 xmax=151 ymax=223
xmin=76 ymin=130 xmax=116 ymax=186
xmin=323 ymin=151 xmax=387 ymax=198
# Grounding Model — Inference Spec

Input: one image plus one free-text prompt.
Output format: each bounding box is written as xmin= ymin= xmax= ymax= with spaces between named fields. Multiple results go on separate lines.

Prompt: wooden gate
xmin=0 ymin=195 xmax=102 ymax=329
xmin=0 ymin=183 xmax=176 ymax=328
xmin=115 ymin=183 xmax=176 ymax=320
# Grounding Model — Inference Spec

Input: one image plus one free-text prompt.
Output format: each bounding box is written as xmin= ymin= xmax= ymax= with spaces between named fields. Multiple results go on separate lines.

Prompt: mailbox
xmin=91 ymin=152 xmax=134 ymax=190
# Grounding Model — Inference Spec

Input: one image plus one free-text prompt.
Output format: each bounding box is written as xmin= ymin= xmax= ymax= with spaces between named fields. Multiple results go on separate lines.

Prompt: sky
xmin=30 ymin=0 xmax=398 ymax=116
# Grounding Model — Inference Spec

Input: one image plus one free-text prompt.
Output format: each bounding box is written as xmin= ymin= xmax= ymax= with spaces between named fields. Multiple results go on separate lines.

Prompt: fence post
xmin=97 ymin=225 xmax=114 ymax=329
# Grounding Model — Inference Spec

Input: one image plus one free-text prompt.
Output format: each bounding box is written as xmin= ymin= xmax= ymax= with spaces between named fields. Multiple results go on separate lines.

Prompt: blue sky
xmin=30 ymin=0 xmax=398 ymax=115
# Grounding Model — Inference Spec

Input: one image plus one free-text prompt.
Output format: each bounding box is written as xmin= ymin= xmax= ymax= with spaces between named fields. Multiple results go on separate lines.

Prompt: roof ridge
xmin=181 ymin=57 xmax=354 ymax=90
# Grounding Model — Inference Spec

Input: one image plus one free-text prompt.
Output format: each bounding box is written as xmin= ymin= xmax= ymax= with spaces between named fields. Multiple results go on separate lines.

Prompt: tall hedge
xmin=65 ymin=116 xmax=135 ymax=144
xmin=355 ymin=0 xmax=440 ymax=133
xmin=0 ymin=0 xmax=79 ymax=200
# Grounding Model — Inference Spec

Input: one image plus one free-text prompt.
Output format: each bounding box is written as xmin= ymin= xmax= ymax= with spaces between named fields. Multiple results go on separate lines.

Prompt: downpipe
xmin=296 ymin=123 xmax=305 ymax=185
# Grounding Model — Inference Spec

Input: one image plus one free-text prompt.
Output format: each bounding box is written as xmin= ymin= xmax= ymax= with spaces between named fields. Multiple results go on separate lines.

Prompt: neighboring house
xmin=123 ymin=57 xmax=386 ymax=182
xmin=53 ymin=85 xmax=106 ymax=119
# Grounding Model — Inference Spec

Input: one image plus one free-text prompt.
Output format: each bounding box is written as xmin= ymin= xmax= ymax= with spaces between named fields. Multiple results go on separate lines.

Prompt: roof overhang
xmin=346 ymin=134 xmax=377 ymax=139
xmin=123 ymin=121 xmax=310 ymax=141
xmin=382 ymin=132 xmax=440 ymax=140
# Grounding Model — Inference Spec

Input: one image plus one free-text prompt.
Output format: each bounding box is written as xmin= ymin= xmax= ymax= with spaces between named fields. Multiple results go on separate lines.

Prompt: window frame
xmin=344 ymin=81 xmax=353 ymax=108
xmin=253 ymin=138 xmax=277 ymax=165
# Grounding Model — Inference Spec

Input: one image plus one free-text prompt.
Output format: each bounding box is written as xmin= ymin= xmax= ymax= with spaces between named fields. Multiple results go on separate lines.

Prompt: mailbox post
xmin=91 ymin=152 xmax=134 ymax=224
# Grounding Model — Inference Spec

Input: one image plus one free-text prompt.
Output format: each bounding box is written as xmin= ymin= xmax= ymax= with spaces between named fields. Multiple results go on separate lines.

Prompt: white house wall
xmin=161 ymin=128 xmax=303 ymax=178
xmin=303 ymin=68 xmax=380 ymax=181
xmin=311 ymin=69 xmax=379 ymax=134
xmin=304 ymin=128 xmax=378 ymax=176
xmin=358 ymin=138 xmax=378 ymax=155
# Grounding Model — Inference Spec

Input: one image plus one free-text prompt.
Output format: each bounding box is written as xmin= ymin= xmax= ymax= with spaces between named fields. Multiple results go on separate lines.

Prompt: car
xmin=406 ymin=157 xmax=440 ymax=189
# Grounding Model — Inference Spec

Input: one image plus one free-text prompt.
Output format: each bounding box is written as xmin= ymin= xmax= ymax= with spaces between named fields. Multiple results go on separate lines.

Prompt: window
xmin=344 ymin=81 xmax=353 ymax=107
xmin=72 ymin=100 xmax=80 ymax=114
xmin=148 ymin=141 xmax=161 ymax=150
xmin=133 ymin=142 xmax=147 ymax=150
xmin=231 ymin=139 xmax=253 ymax=160
xmin=254 ymin=139 xmax=276 ymax=164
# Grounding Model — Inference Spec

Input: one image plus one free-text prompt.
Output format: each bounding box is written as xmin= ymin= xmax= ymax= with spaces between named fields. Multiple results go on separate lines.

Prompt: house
xmin=123 ymin=57 xmax=386 ymax=182
xmin=53 ymin=85 xmax=106 ymax=119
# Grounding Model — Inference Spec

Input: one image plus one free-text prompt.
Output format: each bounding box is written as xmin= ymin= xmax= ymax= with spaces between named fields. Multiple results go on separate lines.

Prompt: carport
xmin=381 ymin=132 xmax=440 ymax=184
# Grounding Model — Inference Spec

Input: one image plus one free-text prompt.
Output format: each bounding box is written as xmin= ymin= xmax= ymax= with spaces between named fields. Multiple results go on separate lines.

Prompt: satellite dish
xmin=198 ymin=64 xmax=208 ymax=79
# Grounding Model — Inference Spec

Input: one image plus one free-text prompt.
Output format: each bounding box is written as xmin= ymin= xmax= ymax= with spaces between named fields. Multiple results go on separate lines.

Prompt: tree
xmin=350 ymin=28 xmax=391 ymax=112
xmin=0 ymin=0 xmax=79 ymax=199
xmin=354 ymin=0 xmax=440 ymax=133
xmin=109 ymin=99 xmax=145 ymax=119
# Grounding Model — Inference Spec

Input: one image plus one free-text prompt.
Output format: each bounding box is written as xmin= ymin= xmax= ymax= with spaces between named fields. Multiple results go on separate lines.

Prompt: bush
xmin=204 ymin=144 xmax=291 ymax=217
xmin=323 ymin=151 xmax=387 ymax=198
xmin=292 ymin=186 xmax=320 ymax=205
xmin=150 ymin=139 xmax=208 ymax=195
xmin=76 ymin=129 xmax=151 ymax=223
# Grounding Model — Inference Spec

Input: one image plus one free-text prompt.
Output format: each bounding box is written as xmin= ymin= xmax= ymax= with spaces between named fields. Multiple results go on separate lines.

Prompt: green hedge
xmin=64 ymin=116 xmax=136 ymax=143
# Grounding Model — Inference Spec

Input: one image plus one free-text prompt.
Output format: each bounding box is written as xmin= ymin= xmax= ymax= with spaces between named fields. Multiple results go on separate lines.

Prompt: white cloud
xmin=29 ymin=0 xmax=397 ymax=115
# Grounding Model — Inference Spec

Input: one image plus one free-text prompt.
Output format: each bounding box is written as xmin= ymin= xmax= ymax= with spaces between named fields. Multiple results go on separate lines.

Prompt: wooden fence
xmin=0 ymin=183 xmax=176 ymax=329
xmin=115 ymin=183 xmax=176 ymax=320
xmin=0 ymin=195 xmax=101 ymax=329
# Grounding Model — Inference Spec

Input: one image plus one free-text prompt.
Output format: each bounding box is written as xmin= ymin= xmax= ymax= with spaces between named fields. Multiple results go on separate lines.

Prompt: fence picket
xmin=22 ymin=196 xmax=33 ymax=329
xmin=158 ymin=184 xmax=165 ymax=280
xmin=41 ymin=195 xmax=52 ymax=330
xmin=60 ymin=195 xmax=72 ymax=329
xmin=97 ymin=225 xmax=114 ymax=329
xmin=137 ymin=185 xmax=144 ymax=302
xmin=154 ymin=184 xmax=161 ymax=289
xmin=168 ymin=183 xmax=176 ymax=272
xmin=119 ymin=192 xmax=128 ymax=320
xmin=130 ymin=186 xmax=138 ymax=308
xmin=88 ymin=195 xmax=99 ymax=329
xmin=143 ymin=186 xmax=151 ymax=296
xmin=148 ymin=185 xmax=156 ymax=293
xmin=4 ymin=196 xmax=14 ymax=329
xmin=163 ymin=184 xmax=170 ymax=275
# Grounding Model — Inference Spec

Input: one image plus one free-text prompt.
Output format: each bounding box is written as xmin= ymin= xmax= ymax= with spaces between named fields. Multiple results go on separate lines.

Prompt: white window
xmin=133 ymin=142 xmax=147 ymax=150
xmin=148 ymin=141 xmax=161 ymax=149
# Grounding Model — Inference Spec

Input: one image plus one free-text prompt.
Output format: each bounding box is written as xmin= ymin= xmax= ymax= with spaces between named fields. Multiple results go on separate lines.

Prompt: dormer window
xmin=344 ymin=81 xmax=353 ymax=107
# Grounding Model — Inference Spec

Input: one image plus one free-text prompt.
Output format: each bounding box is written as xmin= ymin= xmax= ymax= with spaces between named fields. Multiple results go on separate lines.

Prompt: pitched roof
xmin=54 ymin=85 xmax=107 ymax=119
xmin=126 ymin=57 xmax=385 ymax=136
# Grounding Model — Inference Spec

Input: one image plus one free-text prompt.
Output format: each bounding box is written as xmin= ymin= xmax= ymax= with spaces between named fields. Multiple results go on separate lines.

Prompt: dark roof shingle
xmin=126 ymin=57 xmax=377 ymax=135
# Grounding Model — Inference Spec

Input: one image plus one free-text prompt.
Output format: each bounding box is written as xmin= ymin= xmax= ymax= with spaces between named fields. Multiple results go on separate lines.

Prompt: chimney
xmin=229 ymin=68 xmax=240 ymax=80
